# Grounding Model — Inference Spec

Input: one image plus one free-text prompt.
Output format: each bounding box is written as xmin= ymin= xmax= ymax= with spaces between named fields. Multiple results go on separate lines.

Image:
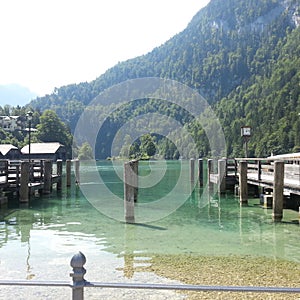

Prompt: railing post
xmin=273 ymin=160 xmax=284 ymax=222
xmin=70 ymin=252 xmax=87 ymax=300
xmin=257 ymin=160 xmax=262 ymax=181
xmin=239 ymin=161 xmax=248 ymax=205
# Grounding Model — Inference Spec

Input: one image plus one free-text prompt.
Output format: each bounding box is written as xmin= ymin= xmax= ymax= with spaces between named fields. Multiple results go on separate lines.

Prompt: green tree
xmin=140 ymin=134 xmax=156 ymax=158
xmin=78 ymin=142 xmax=93 ymax=160
xmin=36 ymin=110 xmax=72 ymax=156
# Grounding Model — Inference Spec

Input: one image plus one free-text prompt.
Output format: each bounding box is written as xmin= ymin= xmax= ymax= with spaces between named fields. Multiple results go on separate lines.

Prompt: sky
xmin=0 ymin=0 xmax=210 ymax=97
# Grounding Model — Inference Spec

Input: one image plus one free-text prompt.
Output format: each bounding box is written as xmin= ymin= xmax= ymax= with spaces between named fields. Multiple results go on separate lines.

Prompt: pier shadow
xmin=120 ymin=221 xmax=167 ymax=230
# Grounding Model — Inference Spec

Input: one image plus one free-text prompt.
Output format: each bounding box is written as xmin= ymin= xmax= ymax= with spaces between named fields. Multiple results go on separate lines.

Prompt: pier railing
xmin=235 ymin=158 xmax=300 ymax=191
xmin=0 ymin=252 xmax=299 ymax=300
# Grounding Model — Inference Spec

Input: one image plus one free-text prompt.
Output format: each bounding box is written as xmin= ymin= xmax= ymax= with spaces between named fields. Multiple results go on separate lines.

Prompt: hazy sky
xmin=0 ymin=0 xmax=210 ymax=96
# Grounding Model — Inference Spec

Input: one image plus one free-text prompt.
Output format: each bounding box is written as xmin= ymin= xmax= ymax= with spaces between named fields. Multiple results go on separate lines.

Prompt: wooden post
xmin=218 ymin=159 xmax=226 ymax=194
xmin=132 ymin=160 xmax=138 ymax=202
xmin=20 ymin=161 xmax=30 ymax=202
xmin=190 ymin=158 xmax=195 ymax=182
xmin=124 ymin=161 xmax=135 ymax=223
xmin=57 ymin=160 xmax=63 ymax=190
xmin=258 ymin=160 xmax=262 ymax=181
xmin=74 ymin=159 xmax=80 ymax=185
xmin=66 ymin=159 xmax=71 ymax=187
xmin=198 ymin=159 xmax=203 ymax=187
xmin=207 ymin=159 xmax=213 ymax=183
xmin=43 ymin=160 xmax=52 ymax=194
xmin=207 ymin=159 xmax=213 ymax=193
xmin=239 ymin=161 xmax=248 ymax=205
xmin=272 ymin=160 xmax=284 ymax=222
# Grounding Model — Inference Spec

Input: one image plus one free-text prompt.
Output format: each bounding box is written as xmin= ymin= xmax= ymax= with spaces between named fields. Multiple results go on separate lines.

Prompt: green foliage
xmin=78 ymin=142 xmax=93 ymax=160
xmin=36 ymin=110 xmax=73 ymax=155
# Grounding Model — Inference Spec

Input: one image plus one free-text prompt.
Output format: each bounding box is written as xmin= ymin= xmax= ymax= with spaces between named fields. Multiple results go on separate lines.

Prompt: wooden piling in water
xmin=132 ymin=160 xmax=138 ymax=202
xmin=207 ymin=159 xmax=213 ymax=181
xmin=198 ymin=159 xmax=203 ymax=187
xmin=19 ymin=161 xmax=30 ymax=202
xmin=124 ymin=161 xmax=135 ymax=223
xmin=207 ymin=159 xmax=214 ymax=192
xmin=74 ymin=159 xmax=80 ymax=185
xmin=239 ymin=161 xmax=248 ymax=205
xmin=218 ymin=159 xmax=226 ymax=194
xmin=66 ymin=159 xmax=71 ymax=187
xmin=190 ymin=158 xmax=195 ymax=182
xmin=272 ymin=161 xmax=284 ymax=222
xmin=43 ymin=160 xmax=52 ymax=194
xmin=57 ymin=160 xmax=63 ymax=190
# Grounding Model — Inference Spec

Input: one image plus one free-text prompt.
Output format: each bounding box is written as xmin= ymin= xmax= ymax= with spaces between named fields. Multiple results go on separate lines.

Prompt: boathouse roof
xmin=21 ymin=142 xmax=64 ymax=154
xmin=0 ymin=144 xmax=19 ymax=156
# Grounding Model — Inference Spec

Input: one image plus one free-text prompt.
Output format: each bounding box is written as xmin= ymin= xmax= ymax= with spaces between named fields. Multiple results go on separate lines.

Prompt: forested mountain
xmin=30 ymin=0 xmax=300 ymax=159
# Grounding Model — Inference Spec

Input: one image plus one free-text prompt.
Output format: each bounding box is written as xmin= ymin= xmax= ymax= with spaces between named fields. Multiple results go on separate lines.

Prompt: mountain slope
xmin=30 ymin=0 xmax=300 ymax=158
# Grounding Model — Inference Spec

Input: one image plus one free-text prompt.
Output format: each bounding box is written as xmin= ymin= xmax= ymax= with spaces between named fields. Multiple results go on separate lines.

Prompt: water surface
xmin=0 ymin=160 xmax=299 ymax=299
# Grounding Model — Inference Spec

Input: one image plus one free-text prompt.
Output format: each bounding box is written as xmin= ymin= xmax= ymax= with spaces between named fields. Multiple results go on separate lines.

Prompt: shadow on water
xmin=120 ymin=221 xmax=167 ymax=231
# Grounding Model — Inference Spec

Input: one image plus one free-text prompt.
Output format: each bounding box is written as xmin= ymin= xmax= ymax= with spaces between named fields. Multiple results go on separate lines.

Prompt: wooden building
xmin=21 ymin=142 xmax=66 ymax=161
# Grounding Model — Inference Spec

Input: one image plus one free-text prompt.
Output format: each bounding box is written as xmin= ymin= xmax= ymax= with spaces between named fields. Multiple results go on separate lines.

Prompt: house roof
xmin=21 ymin=142 xmax=65 ymax=154
xmin=0 ymin=144 xmax=19 ymax=156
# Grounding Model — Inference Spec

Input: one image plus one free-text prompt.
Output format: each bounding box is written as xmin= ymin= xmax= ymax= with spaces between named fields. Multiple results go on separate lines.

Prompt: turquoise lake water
xmin=0 ymin=160 xmax=299 ymax=299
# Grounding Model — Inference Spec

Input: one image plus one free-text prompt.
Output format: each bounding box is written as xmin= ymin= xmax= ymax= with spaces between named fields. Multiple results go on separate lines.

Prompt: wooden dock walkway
xmin=207 ymin=157 xmax=300 ymax=222
xmin=0 ymin=159 xmax=79 ymax=204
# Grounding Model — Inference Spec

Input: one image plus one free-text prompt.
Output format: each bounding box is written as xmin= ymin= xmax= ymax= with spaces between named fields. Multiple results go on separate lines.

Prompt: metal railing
xmin=0 ymin=252 xmax=299 ymax=300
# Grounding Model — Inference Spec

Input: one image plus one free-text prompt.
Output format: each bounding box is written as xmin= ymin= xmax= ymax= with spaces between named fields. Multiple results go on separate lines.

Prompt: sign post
xmin=241 ymin=126 xmax=251 ymax=158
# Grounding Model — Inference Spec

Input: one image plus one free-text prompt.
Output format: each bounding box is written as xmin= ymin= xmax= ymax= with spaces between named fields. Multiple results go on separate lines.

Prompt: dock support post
xmin=74 ymin=159 xmax=80 ymax=185
xmin=20 ymin=161 xmax=29 ymax=202
xmin=198 ymin=159 xmax=203 ymax=187
xmin=66 ymin=159 xmax=72 ymax=187
xmin=43 ymin=160 xmax=52 ymax=194
xmin=57 ymin=160 xmax=63 ymax=190
xmin=190 ymin=158 xmax=195 ymax=182
xmin=124 ymin=161 xmax=135 ymax=223
xmin=272 ymin=161 xmax=284 ymax=222
xmin=239 ymin=161 xmax=248 ymax=205
xmin=207 ymin=159 xmax=214 ymax=193
xmin=218 ymin=159 xmax=226 ymax=194
xmin=132 ymin=160 xmax=138 ymax=202
xmin=207 ymin=159 xmax=213 ymax=183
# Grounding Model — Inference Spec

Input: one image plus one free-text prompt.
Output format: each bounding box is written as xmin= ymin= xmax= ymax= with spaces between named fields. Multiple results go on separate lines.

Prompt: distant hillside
xmin=30 ymin=0 xmax=300 ymax=158
xmin=0 ymin=84 xmax=37 ymax=107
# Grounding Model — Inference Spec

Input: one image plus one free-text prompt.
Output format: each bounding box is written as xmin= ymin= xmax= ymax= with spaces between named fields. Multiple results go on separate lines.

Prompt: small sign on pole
xmin=241 ymin=126 xmax=251 ymax=158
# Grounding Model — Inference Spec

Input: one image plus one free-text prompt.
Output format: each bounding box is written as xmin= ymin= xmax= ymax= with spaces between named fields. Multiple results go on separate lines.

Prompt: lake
xmin=0 ymin=160 xmax=299 ymax=299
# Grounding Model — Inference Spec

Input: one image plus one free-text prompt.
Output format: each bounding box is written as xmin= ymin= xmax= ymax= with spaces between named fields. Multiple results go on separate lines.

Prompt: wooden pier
xmin=207 ymin=157 xmax=300 ymax=222
xmin=0 ymin=159 xmax=78 ymax=203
